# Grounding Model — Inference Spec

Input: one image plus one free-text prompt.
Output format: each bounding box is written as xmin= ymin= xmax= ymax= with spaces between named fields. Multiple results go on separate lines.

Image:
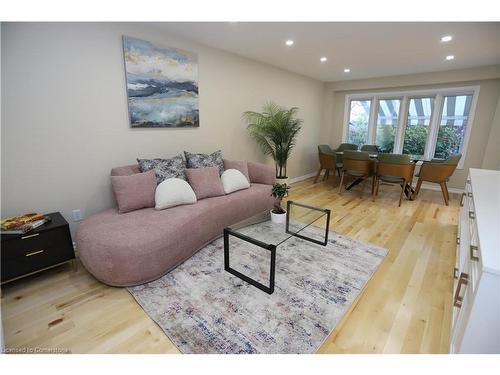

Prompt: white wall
xmin=1 ymin=23 xmax=325 ymax=235
xmin=482 ymin=93 xmax=500 ymax=170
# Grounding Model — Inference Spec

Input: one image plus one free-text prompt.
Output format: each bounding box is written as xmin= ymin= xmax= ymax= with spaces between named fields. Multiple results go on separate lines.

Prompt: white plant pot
xmin=275 ymin=177 xmax=289 ymax=184
xmin=270 ymin=209 xmax=287 ymax=224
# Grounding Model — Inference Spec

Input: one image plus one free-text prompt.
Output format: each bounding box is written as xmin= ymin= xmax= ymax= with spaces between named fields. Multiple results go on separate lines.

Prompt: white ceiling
xmin=151 ymin=22 xmax=500 ymax=82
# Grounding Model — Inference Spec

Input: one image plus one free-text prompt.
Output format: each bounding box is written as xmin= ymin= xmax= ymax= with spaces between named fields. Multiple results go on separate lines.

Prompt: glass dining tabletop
xmin=335 ymin=151 xmax=435 ymax=163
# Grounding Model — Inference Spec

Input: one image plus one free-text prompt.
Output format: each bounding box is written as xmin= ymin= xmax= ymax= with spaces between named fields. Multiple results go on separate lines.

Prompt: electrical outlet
xmin=72 ymin=209 xmax=83 ymax=222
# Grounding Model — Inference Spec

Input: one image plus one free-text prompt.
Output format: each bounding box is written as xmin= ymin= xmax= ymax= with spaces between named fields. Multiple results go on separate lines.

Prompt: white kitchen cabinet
xmin=449 ymin=168 xmax=500 ymax=354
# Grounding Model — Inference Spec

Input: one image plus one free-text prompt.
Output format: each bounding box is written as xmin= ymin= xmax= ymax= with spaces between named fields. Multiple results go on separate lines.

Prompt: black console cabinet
xmin=1 ymin=212 xmax=75 ymax=284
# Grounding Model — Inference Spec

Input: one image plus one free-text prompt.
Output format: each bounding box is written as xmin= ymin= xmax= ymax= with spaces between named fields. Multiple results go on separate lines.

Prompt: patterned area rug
xmin=128 ymin=222 xmax=387 ymax=353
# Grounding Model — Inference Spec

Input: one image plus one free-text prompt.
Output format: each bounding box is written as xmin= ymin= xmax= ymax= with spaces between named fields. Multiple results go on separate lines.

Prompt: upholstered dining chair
xmin=373 ymin=153 xmax=415 ymax=206
xmin=314 ymin=145 xmax=341 ymax=183
xmin=360 ymin=144 xmax=379 ymax=153
xmin=414 ymin=153 xmax=462 ymax=205
xmin=335 ymin=143 xmax=358 ymax=152
xmin=339 ymin=150 xmax=376 ymax=197
xmin=333 ymin=143 xmax=358 ymax=173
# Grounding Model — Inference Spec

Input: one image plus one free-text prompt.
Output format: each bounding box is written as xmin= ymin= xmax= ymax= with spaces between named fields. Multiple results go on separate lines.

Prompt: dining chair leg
xmin=314 ymin=168 xmax=322 ymax=184
xmin=371 ymin=175 xmax=376 ymax=195
xmin=415 ymin=178 xmax=423 ymax=196
xmin=440 ymin=182 xmax=449 ymax=206
xmin=324 ymin=169 xmax=331 ymax=181
xmin=398 ymin=182 xmax=405 ymax=207
xmin=338 ymin=172 xmax=345 ymax=194
xmin=443 ymin=181 xmax=450 ymax=202
xmin=372 ymin=177 xmax=377 ymax=202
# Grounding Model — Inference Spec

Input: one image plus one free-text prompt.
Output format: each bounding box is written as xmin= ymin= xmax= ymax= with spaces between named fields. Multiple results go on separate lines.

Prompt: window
xmin=342 ymin=86 xmax=478 ymax=168
xmin=434 ymin=94 xmax=473 ymax=159
xmin=347 ymin=99 xmax=371 ymax=148
xmin=375 ymin=99 xmax=400 ymax=153
xmin=402 ymin=97 xmax=434 ymax=158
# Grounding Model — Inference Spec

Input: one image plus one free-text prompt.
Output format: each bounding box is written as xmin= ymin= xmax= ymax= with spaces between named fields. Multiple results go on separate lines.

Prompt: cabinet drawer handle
xmin=454 ymin=267 xmax=459 ymax=279
xmin=468 ymin=211 xmax=475 ymax=219
xmin=466 ymin=179 xmax=471 ymax=184
xmin=460 ymin=192 xmax=466 ymax=207
xmin=456 ymin=237 xmax=460 ymax=245
xmin=467 ymin=192 xmax=472 ymax=198
xmin=470 ymin=245 xmax=480 ymax=262
xmin=25 ymin=250 xmax=44 ymax=257
xmin=21 ymin=233 xmax=39 ymax=240
xmin=454 ymin=272 xmax=469 ymax=308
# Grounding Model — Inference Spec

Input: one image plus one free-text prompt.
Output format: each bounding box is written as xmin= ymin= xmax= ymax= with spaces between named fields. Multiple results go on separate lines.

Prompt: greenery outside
xmin=434 ymin=124 xmax=463 ymax=159
xmin=375 ymin=124 xmax=397 ymax=153
xmin=348 ymin=122 xmax=463 ymax=159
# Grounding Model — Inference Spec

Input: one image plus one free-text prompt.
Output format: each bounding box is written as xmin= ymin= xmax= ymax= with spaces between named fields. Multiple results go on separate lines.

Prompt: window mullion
xmin=425 ymin=95 xmax=444 ymax=160
xmin=367 ymin=97 xmax=378 ymax=144
xmin=342 ymin=98 xmax=351 ymax=142
xmin=394 ymin=96 xmax=408 ymax=153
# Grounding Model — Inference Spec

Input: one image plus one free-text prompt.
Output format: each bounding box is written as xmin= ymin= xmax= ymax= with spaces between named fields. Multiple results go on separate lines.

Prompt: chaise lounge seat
xmin=76 ymin=162 xmax=275 ymax=287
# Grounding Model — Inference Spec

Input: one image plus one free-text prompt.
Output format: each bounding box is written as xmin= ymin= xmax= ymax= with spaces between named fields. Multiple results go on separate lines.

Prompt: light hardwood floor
xmin=1 ymin=176 xmax=458 ymax=354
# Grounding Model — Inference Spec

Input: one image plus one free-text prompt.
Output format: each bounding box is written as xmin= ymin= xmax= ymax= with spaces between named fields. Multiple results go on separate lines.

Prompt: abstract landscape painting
xmin=122 ymin=36 xmax=199 ymax=128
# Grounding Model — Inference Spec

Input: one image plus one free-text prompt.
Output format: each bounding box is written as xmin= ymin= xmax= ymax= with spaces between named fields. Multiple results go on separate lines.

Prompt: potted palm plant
xmin=270 ymin=183 xmax=289 ymax=224
xmin=244 ymin=102 xmax=303 ymax=182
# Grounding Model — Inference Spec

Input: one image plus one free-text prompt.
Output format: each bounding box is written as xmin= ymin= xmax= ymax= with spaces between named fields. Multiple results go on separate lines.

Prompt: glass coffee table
xmin=223 ymin=201 xmax=331 ymax=294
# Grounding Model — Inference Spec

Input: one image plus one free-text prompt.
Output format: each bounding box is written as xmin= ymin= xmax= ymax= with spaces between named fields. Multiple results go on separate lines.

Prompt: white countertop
xmin=469 ymin=168 xmax=500 ymax=275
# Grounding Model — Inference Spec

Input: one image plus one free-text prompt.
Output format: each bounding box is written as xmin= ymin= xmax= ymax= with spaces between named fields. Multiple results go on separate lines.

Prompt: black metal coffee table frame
xmin=223 ymin=201 xmax=331 ymax=295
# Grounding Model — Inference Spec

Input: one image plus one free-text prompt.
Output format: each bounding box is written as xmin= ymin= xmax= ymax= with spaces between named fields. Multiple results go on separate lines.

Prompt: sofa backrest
xmin=111 ymin=164 xmax=141 ymax=176
xmin=110 ymin=160 xmax=275 ymax=185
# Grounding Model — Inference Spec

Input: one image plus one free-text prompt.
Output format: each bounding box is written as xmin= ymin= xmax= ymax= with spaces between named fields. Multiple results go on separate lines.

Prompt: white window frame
xmin=342 ymin=85 xmax=480 ymax=169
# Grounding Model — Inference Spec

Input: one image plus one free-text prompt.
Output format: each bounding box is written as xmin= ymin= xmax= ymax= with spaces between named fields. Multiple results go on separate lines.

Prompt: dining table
xmin=335 ymin=151 xmax=435 ymax=199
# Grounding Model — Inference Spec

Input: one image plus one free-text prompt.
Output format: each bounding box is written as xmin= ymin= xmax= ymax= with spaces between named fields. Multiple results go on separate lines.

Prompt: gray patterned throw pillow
xmin=184 ymin=150 xmax=224 ymax=175
xmin=137 ymin=155 xmax=186 ymax=184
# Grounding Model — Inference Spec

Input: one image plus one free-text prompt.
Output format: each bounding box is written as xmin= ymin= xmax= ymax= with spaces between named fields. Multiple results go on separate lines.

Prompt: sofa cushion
xmin=186 ymin=167 xmax=225 ymax=200
xmin=137 ymin=155 xmax=186 ymax=184
xmin=223 ymin=159 xmax=249 ymax=181
xmin=155 ymin=178 xmax=197 ymax=210
xmin=221 ymin=169 xmax=250 ymax=194
xmin=111 ymin=164 xmax=141 ymax=176
xmin=184 ymin=150 xmax=224 ymax=175
xmin=247 ymin=161 xmax=276 ymax=185
xmin=111 ymin=170 xmax=156 ymax=214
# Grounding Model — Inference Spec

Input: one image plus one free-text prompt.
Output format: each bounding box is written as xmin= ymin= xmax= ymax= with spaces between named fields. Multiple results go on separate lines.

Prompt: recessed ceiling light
xmin=320 ymin=57 xmax=328 ymax=62
xmin=344 ymin=68 xmax=351 ymax=73
xmin=441 ymin=35 xmax=453 ymax=42
xmin=285 ymin=40 xmax=294 ymax=46
xmin=446 ymin=55 xmax=455 ymax=60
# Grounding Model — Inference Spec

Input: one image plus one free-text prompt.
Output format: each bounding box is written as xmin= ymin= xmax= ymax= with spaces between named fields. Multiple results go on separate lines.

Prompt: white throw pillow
xmin=155 ymin=178 xmax=197 ymax=210
xmin=221 ymin=169 xmax=250 ymax=194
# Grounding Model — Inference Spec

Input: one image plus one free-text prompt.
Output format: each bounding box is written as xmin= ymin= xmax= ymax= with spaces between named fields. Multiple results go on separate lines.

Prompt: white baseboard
xmin=288 ymin=172 xmax=317 ymax=184
xmin=420 ymin=183 xmax=462 ymax=194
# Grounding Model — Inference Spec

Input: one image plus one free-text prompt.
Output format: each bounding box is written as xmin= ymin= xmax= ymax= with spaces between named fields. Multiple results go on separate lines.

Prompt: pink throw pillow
xmin=223 ymin=159 xmax=249 ymax=181
xmin=111 ymin=170 xmax=156 ymax=213
xmin=185 ymin=167 xmax=225 ymax=200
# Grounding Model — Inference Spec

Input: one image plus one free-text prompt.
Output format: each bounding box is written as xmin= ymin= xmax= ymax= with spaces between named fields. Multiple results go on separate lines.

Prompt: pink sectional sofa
xmin=76 ymin=161 xmax=275 ymax=287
